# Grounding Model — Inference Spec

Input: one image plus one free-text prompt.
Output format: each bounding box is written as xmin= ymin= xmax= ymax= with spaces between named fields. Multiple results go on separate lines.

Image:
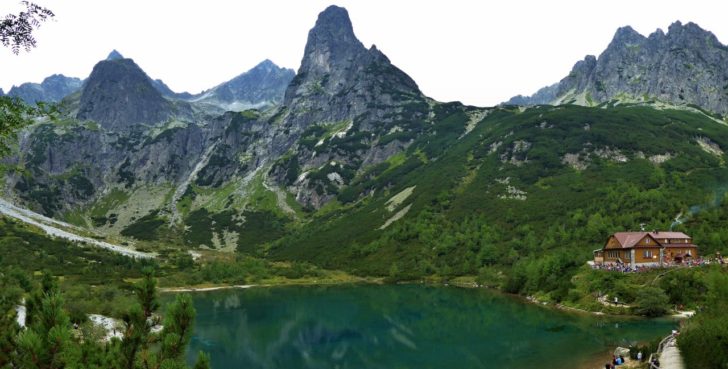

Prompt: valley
xmin=2 ymin=3 xmax=728 ymax=369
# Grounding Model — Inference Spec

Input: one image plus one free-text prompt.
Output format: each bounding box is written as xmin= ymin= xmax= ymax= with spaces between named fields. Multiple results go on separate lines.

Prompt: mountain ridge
xmin=190 ymin=59 xmax=294 ymax=111
xmin=6 ymin=74 xmax=83 ymax=105
xmin=507 ymin=21 xmax=728 ymax=115
xmin=4 ymin=6 xmax=728 ymax=276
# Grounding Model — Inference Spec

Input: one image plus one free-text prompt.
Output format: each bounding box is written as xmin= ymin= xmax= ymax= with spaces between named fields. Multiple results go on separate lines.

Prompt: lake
xmin=179 ymin=284 xmax=675 ymax=369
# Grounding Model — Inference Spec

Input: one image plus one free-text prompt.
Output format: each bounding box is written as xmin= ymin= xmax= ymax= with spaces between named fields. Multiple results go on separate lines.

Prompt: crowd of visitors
xmin=592 ymin=255 xmax=724 ymax=273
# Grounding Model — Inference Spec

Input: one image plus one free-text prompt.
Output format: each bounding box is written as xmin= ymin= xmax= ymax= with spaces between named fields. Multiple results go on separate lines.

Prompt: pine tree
xmin=193 ymin=352 xmax=211 ymax=369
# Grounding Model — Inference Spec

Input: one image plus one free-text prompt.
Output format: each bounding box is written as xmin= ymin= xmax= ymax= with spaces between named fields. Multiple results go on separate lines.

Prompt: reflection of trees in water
xmin=186 ymin=285 xmax=674 ymax=369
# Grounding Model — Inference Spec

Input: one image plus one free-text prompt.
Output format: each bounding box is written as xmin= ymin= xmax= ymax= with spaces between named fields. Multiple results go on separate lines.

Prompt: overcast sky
xmin=1 ymin=0 xmax=727 ymax=106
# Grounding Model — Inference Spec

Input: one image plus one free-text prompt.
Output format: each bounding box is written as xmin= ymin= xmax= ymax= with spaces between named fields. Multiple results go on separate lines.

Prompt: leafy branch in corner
xmin=0 ymin=1 xmax=54 ymax=54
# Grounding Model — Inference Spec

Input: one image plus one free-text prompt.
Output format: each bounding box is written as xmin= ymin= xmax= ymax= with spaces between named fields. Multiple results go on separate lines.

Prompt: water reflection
xmin=176 ymin=285 xmax=675 ymax=369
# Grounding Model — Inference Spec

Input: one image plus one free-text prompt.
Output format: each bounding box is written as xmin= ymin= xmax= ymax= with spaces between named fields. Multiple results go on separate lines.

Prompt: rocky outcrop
xmin=6 ymin=5 xmax=438 ymax=218
xmin=267 ymin=5 xmax=430 ymax=207
xmin=192 ymin=60 xmax=294 ymax=111
xmin=510 ymin=22 xmax=728 ymax=115
xmin=76 ymin=57 xmax=178 ymax=130
xmin=283 ymin=5 xmax=423 ymax=127
xmin=7 ymin=74 xmax=82 ymax=105
xmin=506 ymin=83 xmax=559 ymax=106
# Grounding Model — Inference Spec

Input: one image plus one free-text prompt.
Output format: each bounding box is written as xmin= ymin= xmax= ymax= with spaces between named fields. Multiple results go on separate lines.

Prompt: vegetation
xmin=270 ymin=105 xmax=728 ymax=287
xmin=120 ymin=210 xmax=166 ymax=241
xmin=0 ymin=1 xmax=54 ymax=54
xmin=679 ymin=268 xmax=728 ymax=369
xmin=0 ymin=268 xmax=210 ymax=368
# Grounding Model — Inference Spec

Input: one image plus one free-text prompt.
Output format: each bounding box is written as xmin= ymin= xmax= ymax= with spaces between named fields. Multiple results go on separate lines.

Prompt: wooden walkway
xmin=649 ymin=335 xmax=685 ymax=369
xmin=658 ymin=336 xmax=685 ymax=369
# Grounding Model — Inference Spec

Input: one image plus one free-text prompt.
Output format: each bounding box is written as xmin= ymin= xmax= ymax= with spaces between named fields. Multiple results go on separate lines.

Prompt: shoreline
xmin=159 ymin=284 xmax=256 ymax=293
xmin=159 ymin=277 xmax=694 ymax=321
xmin=158 ymin=276 xmax=381 ymax=293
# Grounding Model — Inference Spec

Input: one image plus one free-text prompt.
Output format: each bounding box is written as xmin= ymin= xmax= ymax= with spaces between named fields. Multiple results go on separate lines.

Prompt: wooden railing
xmin=647 ymin=333 xmax=674 ymax=368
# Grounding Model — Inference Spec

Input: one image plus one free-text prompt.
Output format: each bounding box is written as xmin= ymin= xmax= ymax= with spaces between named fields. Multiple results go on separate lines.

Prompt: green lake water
xmin=179 ymin=284 xmax=675 ymax=369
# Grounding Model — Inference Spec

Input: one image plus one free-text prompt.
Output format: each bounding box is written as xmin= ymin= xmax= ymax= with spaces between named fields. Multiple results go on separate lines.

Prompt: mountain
xmin=508 ymin=21 xmax=728 ymax=115
xmin=283 ymin=5 xmax=423 ymax=124
xmin=151 ymin=78 xmax=194 ymax=99
xmin=267 ymin=5 xmax=430 ymax=207
xmin=102 ymin=49 xmax=193 ymax=99
xmin=506 ymin=83 xmax=560 ymax=106
xmin=76 ymin=56 xmax=180 ymax=130
xmin=6 ymin=74 xmax=83 ymax=105
xmin=192 ymin=59 xmax=294 ymax=111
xmin=106 ymin=49 xmax=124 ymax=61
xmin=5 ymin=6 xmax=728 ymax=283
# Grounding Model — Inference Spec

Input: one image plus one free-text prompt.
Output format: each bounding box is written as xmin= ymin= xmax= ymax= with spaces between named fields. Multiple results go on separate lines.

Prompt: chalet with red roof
xmin=593 ymin=231 xmax=698 ymax=268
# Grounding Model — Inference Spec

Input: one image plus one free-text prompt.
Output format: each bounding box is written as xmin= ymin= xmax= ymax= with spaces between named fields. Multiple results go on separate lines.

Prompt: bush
xmin=632 ymin=286 xmax=669 ymax=317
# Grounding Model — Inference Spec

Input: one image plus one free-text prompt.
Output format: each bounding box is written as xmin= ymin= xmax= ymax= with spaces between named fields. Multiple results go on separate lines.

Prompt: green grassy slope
xmin=268 ymin=104 xmax=728 ymax=283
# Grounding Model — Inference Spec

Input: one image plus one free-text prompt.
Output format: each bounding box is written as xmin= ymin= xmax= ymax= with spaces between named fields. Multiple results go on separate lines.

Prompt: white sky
xmin=1 ymin=0 xmax=727 ymax=106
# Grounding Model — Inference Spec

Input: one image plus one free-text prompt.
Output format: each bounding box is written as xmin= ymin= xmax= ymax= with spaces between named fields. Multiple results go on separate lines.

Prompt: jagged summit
xmin=6 ymin=74 xmax=82 ymax=105
xmin=508 ymin=21 xmax=728 ymax=114
xmin=191 ymin=59 xmax=294 ymax=111
xmin=106 ymin=49 xmax=124 ymax=61
xmin=283 ymin=5 xmax=422 ymax=122
xmin=76 ymin=57 xmax=174 ymax=130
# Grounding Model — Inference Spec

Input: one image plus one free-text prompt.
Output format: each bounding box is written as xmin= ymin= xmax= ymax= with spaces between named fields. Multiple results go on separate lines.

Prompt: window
xmin=645 ymin=238 xmax=650 ymax=244
xmin=643 ymin=250 xmax=653 ymax=258
xmin=687 ymin=250 xmax=692 ymax=256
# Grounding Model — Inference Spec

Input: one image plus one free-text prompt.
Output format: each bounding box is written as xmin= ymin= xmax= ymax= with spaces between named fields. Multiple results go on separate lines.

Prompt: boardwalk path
xmin=659 ymin=336 xmax=685 ymax=369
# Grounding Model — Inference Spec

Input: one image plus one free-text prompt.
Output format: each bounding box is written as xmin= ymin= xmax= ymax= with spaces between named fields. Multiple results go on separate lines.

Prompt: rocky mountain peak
xmin=609 ymin=26 xmax=646 ymax=46
xmin=270 ymin=5 xmax=427 ymax=209
xmin=509 ymin=20 xmax=728 ymax=115
xmin=254 ymin=59 xmax=277 ymax=71
xmin=106 ymin=49 xmax=124 ymax=61
xmin=665 ymin=21 xmax=721 ymax=47
xmin=191 ymin=59 xmax=294 ymax=110
xmin=283 ymin=5 xmax=422 ymax=120
xmin=309 ymin=5 xmax=360 ymax=49
xmin=76 ymin=57 xmax=174 ymax=130
xmin=6 ymin=74 xmax=82 ymax=105
xmin=295 ymin=5 xmax=365 ymax=79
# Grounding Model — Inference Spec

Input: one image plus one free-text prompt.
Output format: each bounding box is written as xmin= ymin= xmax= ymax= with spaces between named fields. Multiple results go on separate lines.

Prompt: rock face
xmin=76 ymin=57 xmax=177 ymax=130
xmin=268 ymin=5 xmax=429 ymax=207
xmin=106 ymin=49 xmax=124 ymax=61
xmin=510 ymin=21 xmax=728 ymax=114
xmin=5 ymin=5 xmax=437 ymax=223
xmin=7 ymin=74 xmax=83 ymax=105
xmin=506 ymin=83 xmax=560 ymax=106
xmin=283 ymin=5 xmax=423 ymax=125
xmin=193 ymin=60 xmax=295 ymax=111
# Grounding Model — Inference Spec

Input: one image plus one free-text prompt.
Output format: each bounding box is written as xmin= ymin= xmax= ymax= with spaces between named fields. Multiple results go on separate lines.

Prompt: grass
xmin=270 ymin=104 xmax=728 ymax=283
xmin=89 ymin=188 xmax=130 ymax=218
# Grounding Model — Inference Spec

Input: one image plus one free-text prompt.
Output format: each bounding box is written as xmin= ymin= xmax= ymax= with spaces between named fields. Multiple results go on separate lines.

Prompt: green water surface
xmin=180 ymin=284 xmax=674 ymax=369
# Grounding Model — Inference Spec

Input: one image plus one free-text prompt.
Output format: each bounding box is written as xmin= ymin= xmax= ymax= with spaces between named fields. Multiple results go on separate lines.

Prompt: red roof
xmin=611 ymin=231 xmax=691 ymax=249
